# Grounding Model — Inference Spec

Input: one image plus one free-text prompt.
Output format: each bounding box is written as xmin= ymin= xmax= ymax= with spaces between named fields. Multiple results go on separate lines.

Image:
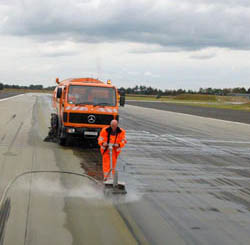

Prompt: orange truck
xmin=50 ymin=77 xmax=124 ymax=145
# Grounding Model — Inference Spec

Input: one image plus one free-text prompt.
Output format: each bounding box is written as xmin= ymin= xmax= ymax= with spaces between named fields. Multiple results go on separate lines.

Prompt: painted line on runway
xmin=0 ymin=94 xmax=24 ymax=102
xmin=198 ymin=140 xmax=250 ymax=144
xmin=127 ymin=104 xmax=250 ymax=127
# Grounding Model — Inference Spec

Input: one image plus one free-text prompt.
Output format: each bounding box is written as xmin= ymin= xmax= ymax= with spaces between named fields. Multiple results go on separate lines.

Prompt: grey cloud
xmin=190 ymin=53 xmax=216 ymax=60
xmin=129 ymin=46 xmax=183 ymax=54
xmin=1 ymin=0 xmax=250 ymax=51
xmin=40 ymin=50 xmax=79 ymax=57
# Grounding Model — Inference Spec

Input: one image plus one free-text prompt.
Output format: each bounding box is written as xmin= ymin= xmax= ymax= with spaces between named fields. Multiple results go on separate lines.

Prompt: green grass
xmin=126 ymin=94 xmax=250 ymax=111
xmin=127 ymin=94 xmax=218 ymax=102
xmin=173 ymin=94 xmax=217 ymax=101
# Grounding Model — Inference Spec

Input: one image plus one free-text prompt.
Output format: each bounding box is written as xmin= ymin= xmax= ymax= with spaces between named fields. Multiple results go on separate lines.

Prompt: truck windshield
xmin=67 ymin=85 xmax=116 ymax=106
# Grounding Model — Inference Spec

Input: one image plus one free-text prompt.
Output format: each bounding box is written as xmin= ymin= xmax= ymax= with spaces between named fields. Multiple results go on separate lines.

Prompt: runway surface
xmin=0 ymin=94 xmax=250 ymax=244
xmin=0 ymin=92 xmax=23 ymax=100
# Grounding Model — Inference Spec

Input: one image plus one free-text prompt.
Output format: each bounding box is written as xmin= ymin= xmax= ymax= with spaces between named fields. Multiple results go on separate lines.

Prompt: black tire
xmin=51 ymin=113 xmax=58 ymax=129
xmin=57 ymin=124 xmax=68 ymax=146
xmin=58 ymin=136 xmax=67 ymax=146
xmin=49 ymin=113 xmax=58 ymax=138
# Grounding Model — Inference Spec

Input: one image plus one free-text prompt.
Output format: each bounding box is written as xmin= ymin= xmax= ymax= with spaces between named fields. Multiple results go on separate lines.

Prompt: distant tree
xmin=164 ymin=89 xmax=172 ymax=96
xmin=139 ymin=85 xmax=147 ymax=94
xmin=172 ymin=90 xmax=177 ymax=96
xmin=222 ymin=88 xmax=231 ymax=95
xmin=45 ymin=86 xmax=56 ymax=90
xmin=0 ymin=83 xmax=3 ymax=90
xmin=119 ymin=87 xmax=126 ymax=92
xmin=188 ymin=90 xmax=195 ymax=94
xmin=206 ymin=87 xmax=213 ymax=94
xmin=213 ymin=88 xmax=223 ymax=95
xmin=126 ymin=87 xmax=133 ymax=94
xmin=9 ymin=84 xmax=20 ymax=89
xmin=36 ymin=85 xmax=43 ymax=90
xmin=177 ymin=89 xmax=186 ymax=95
xmin=232 ymin=87 xmax=246 ymax=94
xmin=199 ymin=88 xmax=205 ymax=94
xmin=145 ymin=86 xmax=154 ymax=95
xmin=29 ymin=84 xmax=43 ymax=90
xmin=133 ymin=85 xmax=139 ymax=94
xmin=240 ymin=87 xmax=247 ymax=93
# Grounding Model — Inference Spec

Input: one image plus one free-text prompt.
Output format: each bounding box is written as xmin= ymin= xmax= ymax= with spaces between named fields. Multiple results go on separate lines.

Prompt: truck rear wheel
xmin=51 ymin=113 xmax=58 ymax=129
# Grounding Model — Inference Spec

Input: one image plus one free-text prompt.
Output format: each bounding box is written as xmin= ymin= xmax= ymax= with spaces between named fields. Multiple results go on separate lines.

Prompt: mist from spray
xmin=14 ymin=175 xmax=105 ymax=201
xmin=10 ymin=174 xmax=143 ymax=205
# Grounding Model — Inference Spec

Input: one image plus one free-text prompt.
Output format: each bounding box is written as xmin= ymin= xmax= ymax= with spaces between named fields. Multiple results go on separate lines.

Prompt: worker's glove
xmin=103 ymin=142 xmax=108 ymax=147
xmin=113 ymin=143 xmax=120 ymax=147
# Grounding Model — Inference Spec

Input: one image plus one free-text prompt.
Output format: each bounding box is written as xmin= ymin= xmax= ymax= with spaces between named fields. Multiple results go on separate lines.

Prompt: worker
xmin=98 ymin=120 xmax=127 ymax=181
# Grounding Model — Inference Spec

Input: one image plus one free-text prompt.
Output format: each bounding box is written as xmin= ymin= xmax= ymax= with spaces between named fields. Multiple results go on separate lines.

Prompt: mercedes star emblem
xmin=88 ymin=115 xmax=96 ymax=123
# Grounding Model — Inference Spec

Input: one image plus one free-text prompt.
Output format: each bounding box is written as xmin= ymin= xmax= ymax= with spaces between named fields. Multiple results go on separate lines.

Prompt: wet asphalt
xmin=0 ymin=94 xmax=250 ymax=244
xmin=127 ymin=100 xmax=250 ymax=124
xmin=118 ymin=105 xmax=250 ymax=244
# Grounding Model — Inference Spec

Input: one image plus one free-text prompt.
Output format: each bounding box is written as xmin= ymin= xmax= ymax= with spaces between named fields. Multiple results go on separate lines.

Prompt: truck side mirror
xmin=57 ymin=87 xmax=62 ymax=98
xmin=120 ymin=95 xmax=125 ymax=107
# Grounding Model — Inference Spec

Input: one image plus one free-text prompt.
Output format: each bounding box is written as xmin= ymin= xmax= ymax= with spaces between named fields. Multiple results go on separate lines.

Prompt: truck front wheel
xmin=58 ymin=135 xmax=67 ymax=146
xmin=57 ymin=125 xmax=68 ymax=146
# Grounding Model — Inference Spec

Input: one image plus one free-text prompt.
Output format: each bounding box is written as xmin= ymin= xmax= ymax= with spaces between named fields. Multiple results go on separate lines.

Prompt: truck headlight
xmin=66 ymin=128 xmax=75 ymax=133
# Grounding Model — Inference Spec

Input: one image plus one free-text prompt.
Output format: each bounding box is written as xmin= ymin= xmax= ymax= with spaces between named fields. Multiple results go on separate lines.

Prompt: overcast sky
xmin=0 ymin=0 xmax=250 ymax=89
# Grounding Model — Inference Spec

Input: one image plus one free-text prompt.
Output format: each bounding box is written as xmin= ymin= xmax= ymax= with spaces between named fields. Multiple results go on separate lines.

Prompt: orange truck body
xmin=53 ymin=78 xmax=120 ymax=142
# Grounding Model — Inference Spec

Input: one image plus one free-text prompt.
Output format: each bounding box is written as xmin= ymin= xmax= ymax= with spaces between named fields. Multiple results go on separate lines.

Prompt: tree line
xmin=1 ymin=83 xmax=250 ymax=96
xmin=119 ymin=85 xmax=250 ymax=96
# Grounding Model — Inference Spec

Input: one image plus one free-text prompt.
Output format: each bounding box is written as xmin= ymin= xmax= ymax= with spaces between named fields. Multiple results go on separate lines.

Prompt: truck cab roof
xmin=58 ymin=78 xmax=114 ymax=88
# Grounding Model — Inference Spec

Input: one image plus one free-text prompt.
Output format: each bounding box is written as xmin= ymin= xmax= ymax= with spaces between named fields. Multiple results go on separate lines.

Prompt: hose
xmin=0 ymin=170 xmax=103 ymax=210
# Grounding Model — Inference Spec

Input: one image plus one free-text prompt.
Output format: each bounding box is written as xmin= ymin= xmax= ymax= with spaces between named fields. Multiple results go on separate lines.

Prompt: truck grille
xmin=69 ymin=113 xmax=114 ymax=125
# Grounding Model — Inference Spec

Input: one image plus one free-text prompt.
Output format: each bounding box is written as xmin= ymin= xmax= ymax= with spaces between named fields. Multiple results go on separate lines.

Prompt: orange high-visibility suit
xmin=98 ymin=126 xmax=127 ymax=179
